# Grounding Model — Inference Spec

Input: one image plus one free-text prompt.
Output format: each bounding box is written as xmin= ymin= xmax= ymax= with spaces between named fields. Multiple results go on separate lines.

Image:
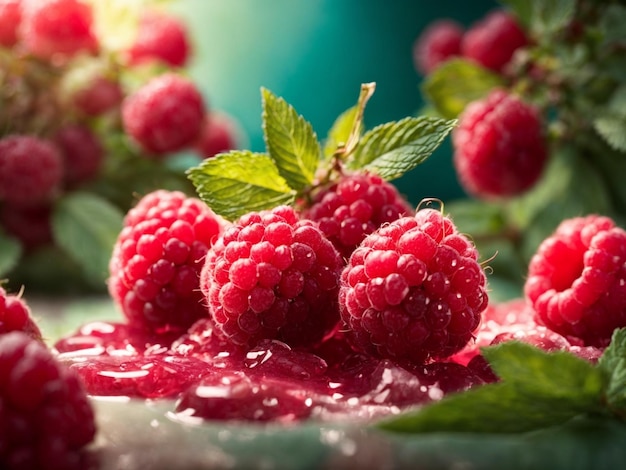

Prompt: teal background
xmin=173 ymin=0 xmax=498 ymax=204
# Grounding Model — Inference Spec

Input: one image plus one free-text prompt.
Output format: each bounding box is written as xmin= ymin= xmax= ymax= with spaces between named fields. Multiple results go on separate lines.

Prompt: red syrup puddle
xmin=54 ymin=319 xmax=487 ymax=424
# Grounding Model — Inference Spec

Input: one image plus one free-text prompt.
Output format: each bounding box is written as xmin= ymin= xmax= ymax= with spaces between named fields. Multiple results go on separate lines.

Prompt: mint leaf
xmin=52 ymin=192 xmax=124 ymax=285
xmin=599 ymin=328 xmax=626 ymax=412
xmin=379 ymin=341 xmax=605 ymax=434
xmin=261 ymin=88 xmax=321 ymax=190
xmin=483 ymin=342 xmax=606 ymax=409
xmin=378 ymin=382 xmax=585 ymax=434
xmin=499 ymin=1 xmax=533 ymax=27
xmin=0 ymin=231 xmax=22 ymax=278
xmin=323 ymin=105 xmax=361 ymax=159
xmin=187 ymin=151 xmax=296 ymax=221
xmin=349 ymin=116 xmax=456 ymax=181
xmin=422 ymin=59 xmax=505 ymax=119
xmin=593 ymin=114 xmax=626 ymax=152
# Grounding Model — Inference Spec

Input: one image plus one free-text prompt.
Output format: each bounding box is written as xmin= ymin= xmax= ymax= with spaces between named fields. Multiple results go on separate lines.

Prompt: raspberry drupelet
xmin=339 ymin=207 xmax=489 ymax=365
xmin=200 ymin=205 xmax=344 ymax=349
xmin=452 ymin=89 xmax=547 ymax=199
xmin=524 ymin=214 xmax=626 ymax=347
xmin=108 ymin=190 xmax=226 ymax=334
xmin=302 ymin=171 xmax=414 ymax=261
xmin=121 ymin=73 xmax=206 ymax=155
xmin=0 ymin=331 xmax=96 ymax=470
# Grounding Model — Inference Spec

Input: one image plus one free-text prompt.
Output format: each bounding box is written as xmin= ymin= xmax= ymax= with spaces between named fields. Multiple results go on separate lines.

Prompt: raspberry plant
xmin=0 ymin=0 xmax=242 ymax=293
xmin=413 ymin=0 xmax=626 ymax=296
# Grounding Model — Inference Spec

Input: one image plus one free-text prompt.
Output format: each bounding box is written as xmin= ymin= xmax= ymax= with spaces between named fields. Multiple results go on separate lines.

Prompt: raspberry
xmin=461 ymin=10 xmax=528 ymax=73
xmin=200 ymin=205 xmax=344 ymax=349
xmin=20 ymin=0 xmax=98 ymax=59
xmin=72 ymin=76 xmax=123 ymax=117
xmin=0 ymin=331 xmax=96 ymax=470
xmin=0 ymin=0 xmax=21 ymax=47
xmin=0 ymin=135 xmax=63 ymax=207
xmin=452 ymin=89 xmax=547 ymax=199
xmin=413 ymin=19 xmax=463 ymax=75
xmin=126 ymin=10 xmax=191 ymax=68
xmin=108 ymin=190 xmax=226 ymax=334
xmin=194 ymin=111 xmax=240 ymax=159
xmin=0 ymin=287 xmax=42 ymax=341
xmin=303 ymin=172 xmax=414 ymax=260
xmin=53 ymin=124 xmax=103 ymax=186
xmin=339 ymin=207 xmax=488 ymax=365
xmin=122 ymin=73 xmax=206 ymax=155
xmin=0 ymin=203 xmax=53 ymax=250
xmin=524 ymin=214 xmax=626 ymax=347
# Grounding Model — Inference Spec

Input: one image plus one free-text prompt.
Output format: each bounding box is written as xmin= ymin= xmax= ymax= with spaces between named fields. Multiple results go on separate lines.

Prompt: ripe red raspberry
xmin=0 ymin=135 xmax=63 ymax=207
xmin=0 ymin=287 xmax=42 ymax=341
xmin=461 ymin=10 xmax=528 ymax=73
xmin=122 ymin=73 xmax=206 ymax=155
xmin=303 ymin=172 xmax=414 ymax=261
xmin=0 ymin=203 xmax=53 ymax=250
xmin=53 ymin=124 xmax=104 ymax=187
xmin=108 ymin=190 xmax=226 ymax=334
xmin=126 ymin=10 xmax=191 ymax=68
xmin=194 ymin=112 xmax=241 ymax=159
xmin=452 ymin=89 xmax=547 ymax=199
xmin=73 ymin=76 xmax=123 ymax=117
xmin=524 ymin=214 xmax=626 ymax=347
xmin=0 ymin=0 xmax=21 ymax=47
xmin=20 ymin=0 xmax=98 ymax=59
xmin=200 ymin=205 xmax=344 ymax=349
xmin=0 ymin=331 xmax=96 ymax=470
xmin=413 ymin=19 xmax=464 ymax=75
xmin=339 ymin=207 xmax=489 ymax=365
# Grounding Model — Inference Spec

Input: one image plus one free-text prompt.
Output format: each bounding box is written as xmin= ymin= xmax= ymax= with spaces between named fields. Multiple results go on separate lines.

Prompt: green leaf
xmin=0 ymin=231 xmax=22 ymax=278
xmin=187 ymin=150 xmax=297 ymax=221
xmin=593 ymin=114 xmax=626 ymax=152
xmin=598 ymin=328 xmax=626 ymax=412
xmin=261 ymin=88 xmax=321 ymax=190
xmin=52 ymin=192 xmax=124 ymax=286
xmin=599 ymin=4 xmax=626 ymax=46
xmin=379 ymin=342 xmax=605 ymax=435
xmin=530 ymin=0 xmax=576 ymax=36
xmin=349 ymin=116 xmax=456 ymax=181
xmin=422 ymin=59 xmax=505 ymax=119
xmin=483 ymin=342 xmax=605 ymax=408
xmin=323 ymin=105 xmax=361 ymax=159
xmin=499 ymin=1 xmax=533 ymax=27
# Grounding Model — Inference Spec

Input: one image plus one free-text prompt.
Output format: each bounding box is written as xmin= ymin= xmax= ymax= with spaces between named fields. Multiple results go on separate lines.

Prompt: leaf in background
xmin=261 ymin=88 xmax=321 ymax=191
xmin=0 ymin=231 xmax=22 ymax=278
xmin=593 ymin=114 xmax=626 ymax=153
xmin=530 ymin=0 xmax=576 ymax=37
xmin=379 ymin=341 xmax=605 ymax=434
xmin=499 ymin=0 xmax=533 ymax=27
xmin=52 ymin=192 xmax=124 ymax=286
xmin=598 ymin=328 xmax=626 ymax=413
xmin=599 ymin=4 xmax=626 ymax=46
xmin=349 ymin=117 xmax=456 ymax=181
xmin=422 ymin=59 xmax=504 ymax=119
xmin=323 ymin=105 xmax=360 ymax=159
xmin=187 ymin=151 xmax=296 ymax=221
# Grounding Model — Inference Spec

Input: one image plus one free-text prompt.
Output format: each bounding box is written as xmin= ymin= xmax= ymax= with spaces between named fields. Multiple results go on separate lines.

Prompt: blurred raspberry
xmin=53 ymin=124 xmax=104 ymax=187
xmin=413 ymin=19 xmax=463 ymax=75
xmin=0 ymin=0 xmax=22 ymax=47
xmin=0 ymin=331 xmax=96 ymax=470
xmin=453 ymin=89 xmax=547 ymax=199
xmin=122 ymin=73 xmax=206 ymax=155
xmin=20 ymin=0 xmax=98 ymax=59
xmin=525 ymin=214 xmax=626 ymax=347
xmin=0 ymin=135 xmax=63 ymax=207
xmin=126 ymin=9 xmax=191 ymax=68
xmin=339 ymin=207 xmax=488 ymax=365
xmin=194 ymin=112 xmax=241 ymax=159
xmin=108 ymin=190 xmax=226 ymax=334
xmin=72 ymin=75 xmax=123 ymax=117
xmin=0 ymin=203 xmax=53 ymax=250
xmin=461 ymin=10 xmax=528 ymax=73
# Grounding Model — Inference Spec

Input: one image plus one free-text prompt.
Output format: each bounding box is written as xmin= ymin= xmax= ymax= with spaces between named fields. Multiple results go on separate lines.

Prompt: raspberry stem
xmin=332 ymin=81 xmax=376 ymax=162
